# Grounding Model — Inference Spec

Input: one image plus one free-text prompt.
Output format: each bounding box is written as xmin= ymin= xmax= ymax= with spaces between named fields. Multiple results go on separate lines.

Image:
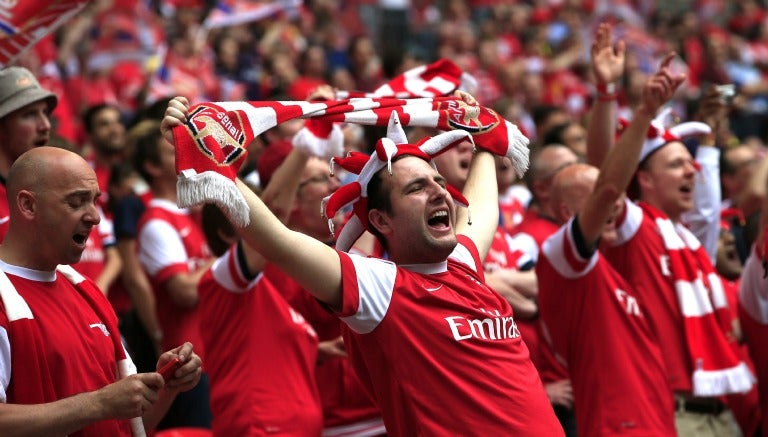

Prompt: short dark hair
xmin=202 ymin=203 xmax=236 ymax=257
xmin=81 ymin=103 xmax=120 ymax=134
xmin=366 ymin=165 xmax=396 ymax=250
xmin=131 ymin=121 xmax=163 ymax=184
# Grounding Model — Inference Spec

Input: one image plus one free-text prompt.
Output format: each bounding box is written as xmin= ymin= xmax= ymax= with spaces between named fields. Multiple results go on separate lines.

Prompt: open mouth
xmin=73 ymin=232 xmax=89 ymax=246
xmin=428 ymin=210 xmax=450 ymax=229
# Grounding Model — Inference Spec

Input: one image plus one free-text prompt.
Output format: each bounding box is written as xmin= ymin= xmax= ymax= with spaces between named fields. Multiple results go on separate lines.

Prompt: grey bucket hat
xmin=0 ymin=67 xmax=57 ymax=119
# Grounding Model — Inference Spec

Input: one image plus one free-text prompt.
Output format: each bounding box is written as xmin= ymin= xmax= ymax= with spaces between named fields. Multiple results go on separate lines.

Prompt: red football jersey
xmin=137 ymin=199 xmax=211 ymax=359
xmin=336 ymin=235 xmax=563 ymax=436
xmin=537 ymin=219 xmax=676 ymax=436
xmin=0 ymin=263 xmax=132 ymax=436
xmin=739 ymin=246 xmax=768 ymax=436
xmin=603 ymin=199 xmax=700 ymax=392
xmin=199 ymin=248 xmax=323 ymax=436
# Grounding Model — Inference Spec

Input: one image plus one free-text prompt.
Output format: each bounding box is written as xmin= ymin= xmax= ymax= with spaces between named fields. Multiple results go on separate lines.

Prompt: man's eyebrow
xmin=64 ymin=190 xmax=101 ymax=200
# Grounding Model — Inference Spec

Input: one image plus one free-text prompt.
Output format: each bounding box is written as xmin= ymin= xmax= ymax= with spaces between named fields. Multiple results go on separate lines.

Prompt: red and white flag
xmin=0 ymin=0 xmax=88 ymax=68
xmin=203 ymin=0 xmax=302 ymax=29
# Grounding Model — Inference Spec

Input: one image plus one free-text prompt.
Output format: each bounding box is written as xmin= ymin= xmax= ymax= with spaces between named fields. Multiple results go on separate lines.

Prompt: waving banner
xmin=0 ymin=0 xmax=88 ymax=67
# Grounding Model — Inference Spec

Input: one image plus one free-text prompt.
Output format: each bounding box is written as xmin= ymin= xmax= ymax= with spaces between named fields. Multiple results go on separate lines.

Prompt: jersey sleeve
xmin=208 ymin=245 xmax=261 ymax=294
xmin=138 ymin=219 xmax=189 ymax=282
xmin=449 ymin=235 xmax=482 ymax=273
xmin=739 ymin=245 xmax=768 ymax=323
xmin=611 ymin=198 xmax=643 ymax=247
xmin=509 ymin=231 xmax=539 ymax=263
xmin=336 ymin=251 xmax=398 ymax=335
xmin=540 ymin=218 xmax=599 ymax=278
xmin=681 ymin=146 xmax=721 ymax=263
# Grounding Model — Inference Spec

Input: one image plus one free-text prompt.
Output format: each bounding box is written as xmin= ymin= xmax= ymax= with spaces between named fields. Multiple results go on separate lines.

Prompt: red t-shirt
xmin=137 ymin=199 xmax=211 ymax=359
xmin=738 ymin=246 xmax=768 ymax=436
xmin=0 ymin=263 xmax=131 ymax=436
xmin=199 ymin=247 xmax=322 ymax=436
xmin=337 ymin=236 xmax=563 ymax=436
xmin=278 ymin=267 xmax=384 ymax=430
xmin=538 ymin=219 xmax=676 ymax=436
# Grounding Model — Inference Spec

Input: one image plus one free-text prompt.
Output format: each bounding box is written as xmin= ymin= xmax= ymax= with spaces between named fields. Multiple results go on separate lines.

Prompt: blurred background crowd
xmin=9 ymin=0 xmax=768 ymax=435
xmin=16 ymin=0 xmax=768 ymax=151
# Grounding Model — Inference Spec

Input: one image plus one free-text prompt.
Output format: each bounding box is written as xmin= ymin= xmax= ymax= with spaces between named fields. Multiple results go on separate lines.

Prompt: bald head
xmin=7 ymin=146 xmax=96 ymax=211
xmin=7 ymin=147 xmax=89 ymax=200
xmin=526 ymin=144 xmax=579 ymax=213
xmin=550 ymin=163 xmax=599 ymax=224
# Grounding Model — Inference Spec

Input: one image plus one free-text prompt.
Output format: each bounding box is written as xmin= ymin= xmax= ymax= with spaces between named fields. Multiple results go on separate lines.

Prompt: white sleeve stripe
xmin=541 ymin=222 xmax=598 ymax=279
xmin=511 ymin=232 xmax=539 ymax=262
xmin=0 ymin=270 xmax=32 ymax=321
xmin=448 ymin=243 xmax=476 ymax=272
xmin=738 ymin=249 xmax=768 ymax=323
xmin=210 ymin=252 xmax=261 ymax=294
xmin=340 ymin=255 xmax=397 ymax=334
xmin=613 ymin=198 xmax=643 ymax=246
xmin=0 ymin=326 xmax=8 ymax=403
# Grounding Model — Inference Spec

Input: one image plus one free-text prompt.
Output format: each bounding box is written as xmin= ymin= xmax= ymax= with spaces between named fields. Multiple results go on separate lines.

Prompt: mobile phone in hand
xmin=158 ymin=357 xmax=182 ymax=382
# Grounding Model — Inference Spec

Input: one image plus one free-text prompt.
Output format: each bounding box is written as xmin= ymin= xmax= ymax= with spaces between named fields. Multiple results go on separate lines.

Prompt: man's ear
xmin=636 ymin=169 xmax=653 ymax=192
xmin=368 ymin=209 xmax=392 ymax=237
xmin=17 ymin=190 xmax=36 ymax=219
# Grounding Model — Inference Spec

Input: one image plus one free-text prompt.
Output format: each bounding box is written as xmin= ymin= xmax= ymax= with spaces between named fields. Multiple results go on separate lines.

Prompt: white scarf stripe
xmin=675 ymin=278 xmax=715 ymax=317
xmin=707 ymin=272 xmax=729 ymax=310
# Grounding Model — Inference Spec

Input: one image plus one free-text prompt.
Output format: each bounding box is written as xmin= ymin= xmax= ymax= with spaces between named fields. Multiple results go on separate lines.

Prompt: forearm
xmin=501 ymin=269 xmax=538 ymax=298
xmin=0 ymin=392 xmax=104 ymax=437
xmin=738 ymin=154 xmax=768 ymax=217
xmin=581 ymin=107 xmax=654 ymax=243
xmin=586 ymin=98 xmax=616 ymax=167
xmin=260 ymin=149 xmax=309 ymax=223
xmin=95 ymin=247 xmax=123 ymax=294
xmin=457 ymin=151 xmax=498 ymax=258
xmin=236 ymin=179 xmax=343 ymax=309
xmin=486 ymin=273 xmax=538 ymax=318
xmin=164 ymin=261 xmax=214 ymax=308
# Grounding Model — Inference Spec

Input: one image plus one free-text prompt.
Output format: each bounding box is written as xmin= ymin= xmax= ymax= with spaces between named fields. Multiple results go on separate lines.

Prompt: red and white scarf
xmin=173 ymin=98 xmax=528 ymax=227
xmin=171 ymin=59 xmax=528 ymax=227
xmin=641 ymin=202 xmax=754 ymax=396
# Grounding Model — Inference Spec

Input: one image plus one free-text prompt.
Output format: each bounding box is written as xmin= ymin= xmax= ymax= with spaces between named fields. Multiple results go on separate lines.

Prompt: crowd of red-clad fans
xmin=3 ymin=0 xmax=768 ymax=436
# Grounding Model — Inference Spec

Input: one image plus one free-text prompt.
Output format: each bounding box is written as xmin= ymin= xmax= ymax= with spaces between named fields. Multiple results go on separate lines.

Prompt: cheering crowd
xmin=1 ymin=0 xmax=768 ymax=436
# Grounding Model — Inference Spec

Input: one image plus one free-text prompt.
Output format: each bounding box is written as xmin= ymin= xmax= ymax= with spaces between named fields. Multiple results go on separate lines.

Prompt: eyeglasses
xmin=298 ymin=173 xmax=334 ymax=189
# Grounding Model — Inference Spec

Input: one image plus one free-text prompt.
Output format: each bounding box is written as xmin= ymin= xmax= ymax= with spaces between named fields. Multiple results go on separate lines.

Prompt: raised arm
xmin=579 ymin=53 xmax=685 ymax=245
xmin=586 ymin=22 xmax=625 ymax=167
xmin=456 ymin=150 xmax=498 ymax=259
xmin=162 ymin=98 xmax=344 ymax=310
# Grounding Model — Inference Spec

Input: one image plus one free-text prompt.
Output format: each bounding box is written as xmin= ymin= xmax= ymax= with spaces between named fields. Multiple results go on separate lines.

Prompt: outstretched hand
xmin=591 ymin=22 xmax=625 ymax=86
xmin=638 ymin=52 xmax=686 ymax=116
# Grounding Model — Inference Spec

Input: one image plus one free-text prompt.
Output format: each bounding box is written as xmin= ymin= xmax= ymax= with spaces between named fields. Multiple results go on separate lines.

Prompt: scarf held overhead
xmin=640 ymin=202 xmax=754 ymax=397
xmin=172 ymin=96 xmax=529 ymax=228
